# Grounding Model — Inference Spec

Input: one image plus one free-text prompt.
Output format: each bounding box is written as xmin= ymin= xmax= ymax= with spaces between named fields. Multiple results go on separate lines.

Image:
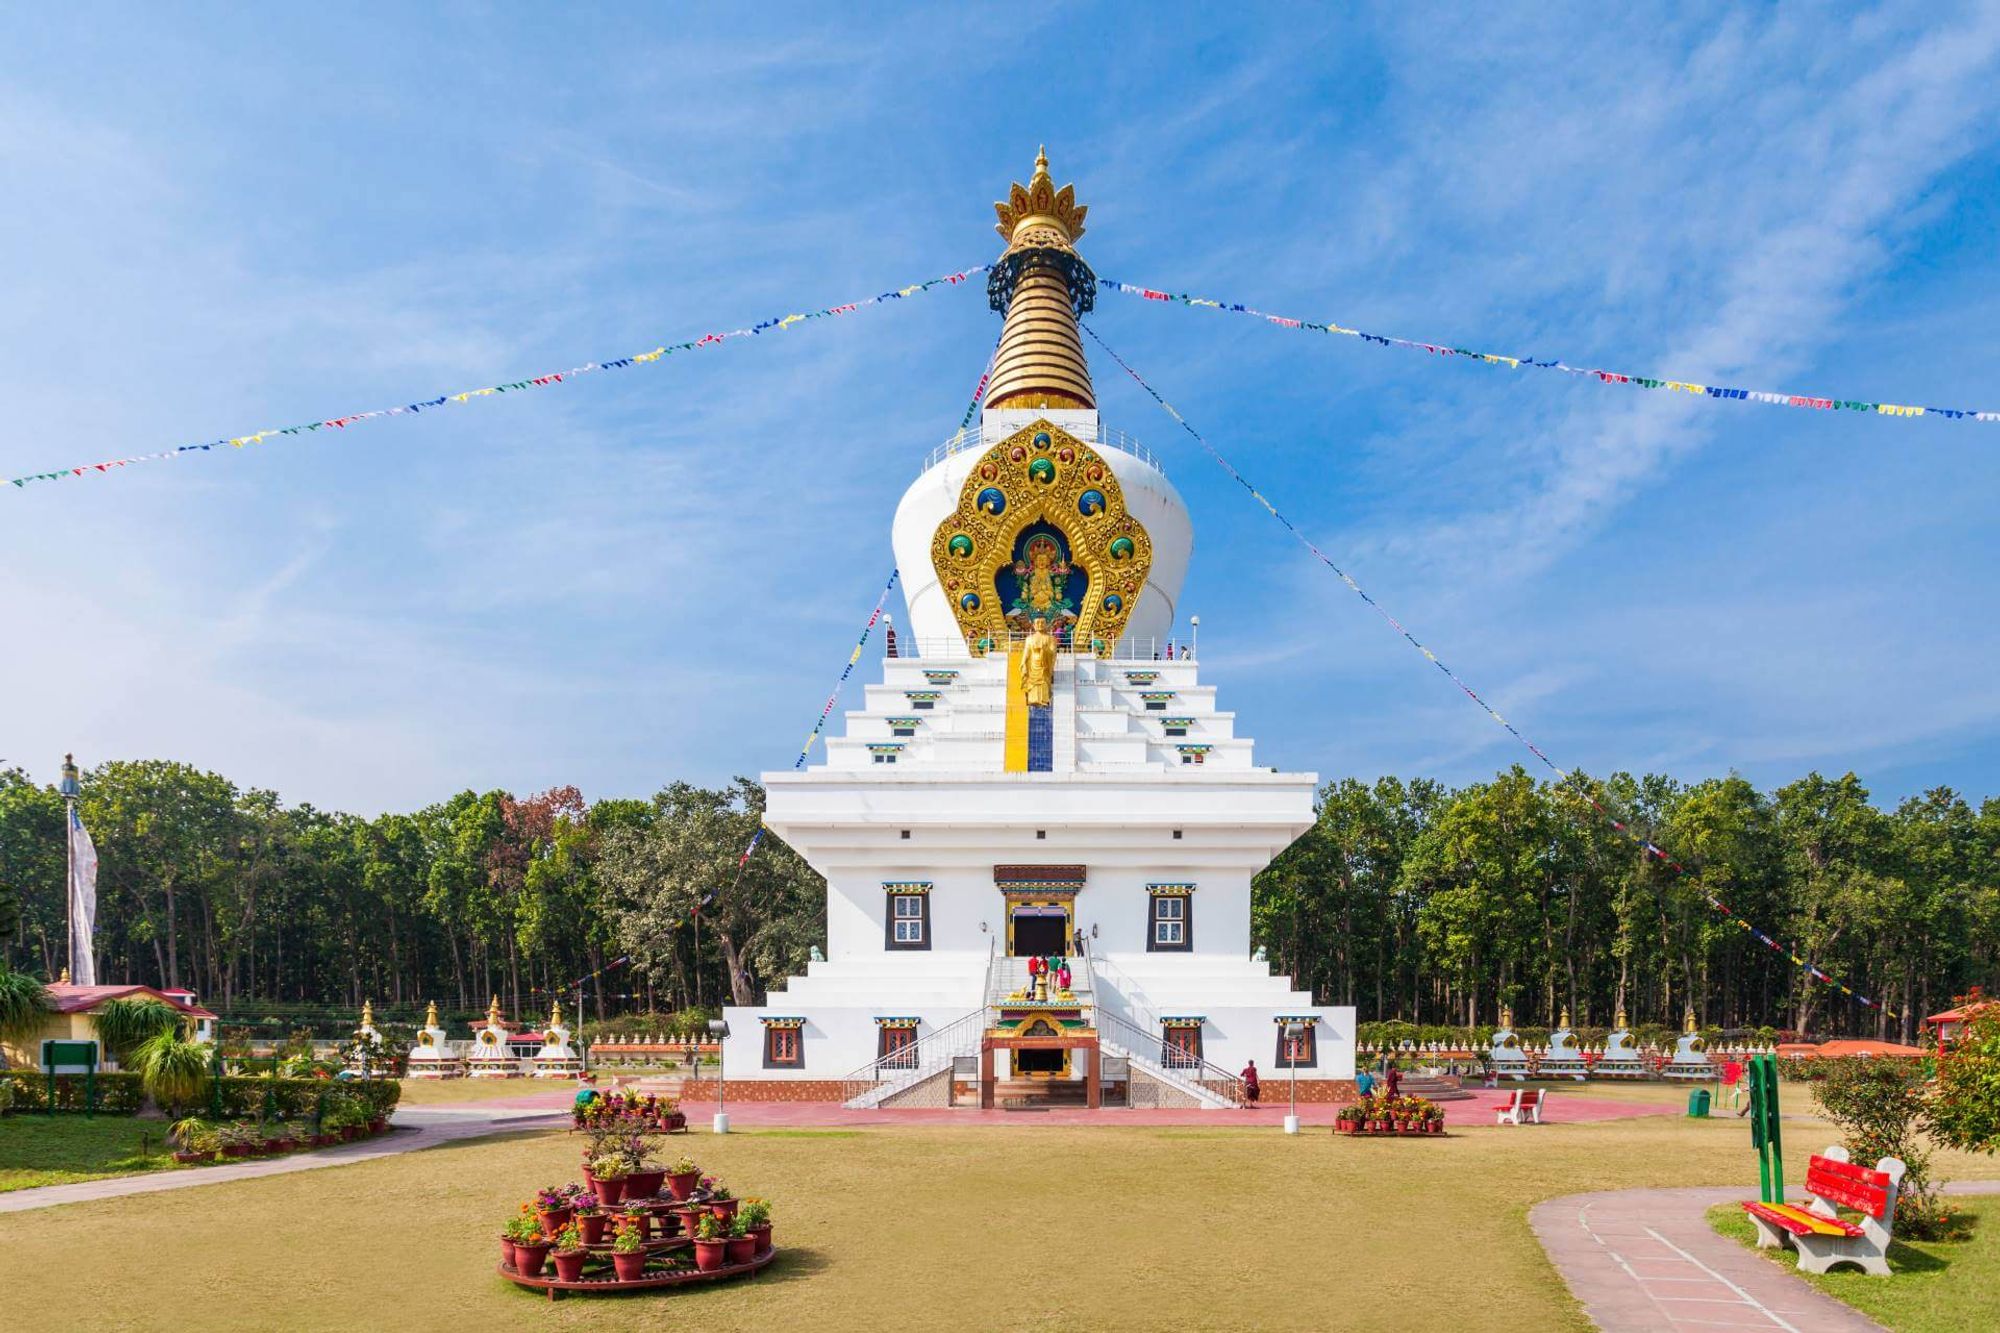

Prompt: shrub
xmin=134 ymin=1030 xmax=213 ymax=1115
xmin=92 ymin=997 xmax=184 ymax=1064
xmin=1927 ymin=995 xmax=2000 ymax=1156
xmin=1811 ymin=1057 xmax=1962 ymax=1240
xmin=0 ymin=967 xmax=53 ymax=1046
xmin=0 ymin=1068 xmax=144 ymax=1113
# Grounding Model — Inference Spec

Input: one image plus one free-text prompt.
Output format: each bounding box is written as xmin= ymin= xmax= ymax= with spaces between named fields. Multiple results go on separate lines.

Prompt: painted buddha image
xmin=1008 ymin=533 xmax=1075 ymax=633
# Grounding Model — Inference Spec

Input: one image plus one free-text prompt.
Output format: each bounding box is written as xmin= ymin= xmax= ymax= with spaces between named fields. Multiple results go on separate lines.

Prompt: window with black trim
xmin=1148 ymin=894 xmax=1191 ymax=951
xmin=763 ymin=1025 xmax=804 ymax=1069
xmin=1145 ymin=699 xmax=1167 ymax=712
xmin=1165 ymin=723 xmax=1189 ymax=737
xmin=1275 ymin=1022 xmax=1317 ymax=1069
xmin=878 ymin=1025 xmax=918 ymax=1069
xmin=913 ymin=699 xmax=935 ymax=710
xmin=885 ymin=892 xmax=930 ymax=950
xmin=873 ymin=751 xmax=898 ymax=765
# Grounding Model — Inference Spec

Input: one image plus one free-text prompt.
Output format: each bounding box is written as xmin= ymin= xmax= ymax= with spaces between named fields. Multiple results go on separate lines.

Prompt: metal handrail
xmin=890 ymin=635 xmax=1197 ymax=664
xmin=837 ymin=939 xmax=997 ymax=1107
xmin=1093 ymin=1005 xmax=1245 ymax=1107
xmin=920 ymin=422 xmax=1165 ymax=476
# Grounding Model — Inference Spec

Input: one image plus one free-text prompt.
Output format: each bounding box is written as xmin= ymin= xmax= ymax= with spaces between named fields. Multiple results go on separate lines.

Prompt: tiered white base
xmin=405 ymin=1060 xmax=466 ymax=1079
xmin=1592 ymin=1060 xmax=1649 ymax=1079
xmin=467 ymin=1060 xmax=522 ymax=1078
xmin=1661 ymin=1062 xmax=1713 ymax=1081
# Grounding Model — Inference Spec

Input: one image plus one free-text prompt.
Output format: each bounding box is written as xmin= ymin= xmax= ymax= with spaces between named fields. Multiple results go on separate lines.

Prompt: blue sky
xmin=4 ymin=5 xmax=1999 ymax=815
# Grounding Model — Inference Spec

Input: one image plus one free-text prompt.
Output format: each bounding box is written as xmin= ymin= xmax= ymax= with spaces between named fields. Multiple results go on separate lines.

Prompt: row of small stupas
xmin=1484 ymin=1007 xmax=1716 ymax=1081
xmin=342 ymin=998 xmax=585 ymax=1079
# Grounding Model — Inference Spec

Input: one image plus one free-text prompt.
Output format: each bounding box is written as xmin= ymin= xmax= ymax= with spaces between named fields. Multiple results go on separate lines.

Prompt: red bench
xmin=1742 ymin=1146 xmax=1905 ymax=1275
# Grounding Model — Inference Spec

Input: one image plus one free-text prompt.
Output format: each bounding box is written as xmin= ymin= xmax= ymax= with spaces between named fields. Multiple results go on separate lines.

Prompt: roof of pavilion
xmin=44 ymin=983 xmax=219 ymax=1021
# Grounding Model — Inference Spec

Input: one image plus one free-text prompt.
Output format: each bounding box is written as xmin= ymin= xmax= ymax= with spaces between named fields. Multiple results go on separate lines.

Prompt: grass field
xmin=6 ymin=1106 xmax=1999 ymax=1333
xmin=1709 ymin=1204 xmax=1999 ymax=1333
xmin=0 ymin=1117 xmax=177 ymax=1192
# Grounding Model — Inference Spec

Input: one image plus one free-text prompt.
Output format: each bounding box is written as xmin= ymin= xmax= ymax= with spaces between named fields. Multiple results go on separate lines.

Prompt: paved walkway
xmin=430 ymin=1084 xmax=1673 ymax=1128
xmin=1531 ymin=1180 xmax=2000 ymax=1332
xmin=0 ymin=1104 xmax=563 ymax=1214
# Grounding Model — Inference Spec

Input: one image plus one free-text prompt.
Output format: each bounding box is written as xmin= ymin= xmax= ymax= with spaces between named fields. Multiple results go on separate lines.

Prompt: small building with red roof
xmin=1 ymin=981 xmax=217 ymax=1070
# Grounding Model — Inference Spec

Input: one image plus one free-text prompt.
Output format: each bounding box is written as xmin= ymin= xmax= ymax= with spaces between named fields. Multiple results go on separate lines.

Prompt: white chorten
xmin=1539 ymin=1007 xmax=1588 ymax=1080
xmin=1595 ymin=1006 xmax=1648 ymax=1079
xmin=466 ymin=995 xmax=520 ymax=1078
xmin=1662 ymin=1007 xmax=1713 ymax=1081
xmin=405 ymin=1001 xmax=465 ymax=1078
xmin=720 ymin=151 xmax=1355 ymax=1107
xmin=1488 ymin=1007 xmax=1530 ymax=1081
xmin=529 ymin=1000 xmax=584 ymax=1079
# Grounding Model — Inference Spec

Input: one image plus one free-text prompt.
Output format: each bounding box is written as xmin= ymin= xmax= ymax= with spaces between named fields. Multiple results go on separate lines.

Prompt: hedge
xmin=211 ymin=1075 xmax=402 ymax=1121
xmin=0 ymin=1069 xmax=146 ymax=1114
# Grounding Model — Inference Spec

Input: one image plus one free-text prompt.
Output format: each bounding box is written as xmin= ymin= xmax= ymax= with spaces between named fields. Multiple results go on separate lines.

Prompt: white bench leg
xmin=1745 ymin=1213 xmax=1791 ymax=1252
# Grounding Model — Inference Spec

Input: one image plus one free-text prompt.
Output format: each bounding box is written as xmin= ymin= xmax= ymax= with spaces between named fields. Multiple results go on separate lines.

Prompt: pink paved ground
xmin=429 ymin=1084 xmax=1672 ymax=1128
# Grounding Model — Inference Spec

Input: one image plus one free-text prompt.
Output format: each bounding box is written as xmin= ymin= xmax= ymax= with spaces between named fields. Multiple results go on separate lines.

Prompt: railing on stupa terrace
xmin=920 ymin=422 xmax=1164 ymax=476
xmin=1358 ymin=1039 xmax=1781 ymax=1077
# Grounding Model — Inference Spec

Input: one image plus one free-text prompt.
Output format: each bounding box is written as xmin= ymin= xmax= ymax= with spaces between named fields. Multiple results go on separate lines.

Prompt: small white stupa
xmin=1539 ymin=1007 xmax=1589 ymax=1080
xmin=1488 ymin=1006 xmax=1531 ymax=1080
xmin=1661 ymin=1007 xmax=1713 ymax=1081
xmin=466 ymin=995 xmax=521 ymax=1078
xmin=344 ymin=1000 xmax=389 ymax=1078
xmin=405 ymin=1001 xmax=465 ymax=1079
xmin=529 ymin=1000 xmax=584 ymax=1079
xmin=1594 ymin=1005 xmax=1648 ymax=1079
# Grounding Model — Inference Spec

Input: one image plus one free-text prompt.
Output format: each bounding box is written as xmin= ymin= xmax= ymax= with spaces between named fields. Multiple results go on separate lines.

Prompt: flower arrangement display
xmin=1336 ymin=1092 xmax=1446 ymax=1137
xmin=495 ymin=1166 xmax=779 ymax=1293
xmin=573 ymin=1090 xmax=687 ymax=1133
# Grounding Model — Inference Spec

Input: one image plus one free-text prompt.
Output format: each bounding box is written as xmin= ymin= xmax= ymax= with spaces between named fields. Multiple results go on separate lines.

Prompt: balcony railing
xmin=890 ymin=635 xmax=1197 ymax=663
xmin=920 ymin=422 xmax=1165 ymax=476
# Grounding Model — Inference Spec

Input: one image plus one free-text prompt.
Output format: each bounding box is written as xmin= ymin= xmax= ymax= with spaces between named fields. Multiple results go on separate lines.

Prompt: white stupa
xmin=1661 ymin=1007 xmax=1713 ymax=1081
xmin=529 ymin=1000 xmax=584 ymax=1078
xmin=405 ymin=1000 xmax=465 ymax=1078
xmin=1594 ymin=1005 xmax=1648 ymax=1078
xmin=466 ymin=995 xmax=520 ymax=1078
xmin=1488 ymin=1006 xmax=1530 ymax=1080
xmin=716 ymin=150 xmax=1356 ymax=1108
xmin=344 ymin=1000 xmax=389 ymax=1077
xmin=1539 ymin=1007 xmax=1589 ymax=1080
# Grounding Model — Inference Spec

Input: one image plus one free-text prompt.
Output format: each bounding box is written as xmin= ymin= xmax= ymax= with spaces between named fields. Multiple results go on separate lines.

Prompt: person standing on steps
xmin=1241 ymin=1060 xmax=1261 ymax=1105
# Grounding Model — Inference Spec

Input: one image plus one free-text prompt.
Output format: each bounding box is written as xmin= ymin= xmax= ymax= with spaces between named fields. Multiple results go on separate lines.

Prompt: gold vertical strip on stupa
xmin=1004 ymin=645 xmax=1030 ymax=771
xmin=986 ymin=148 xmax=1096 ymax=411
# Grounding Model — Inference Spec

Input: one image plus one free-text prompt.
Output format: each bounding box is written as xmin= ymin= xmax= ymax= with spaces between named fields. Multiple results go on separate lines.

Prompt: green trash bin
xmin=1687 ymin=1088 xmax=1711 ymax=1118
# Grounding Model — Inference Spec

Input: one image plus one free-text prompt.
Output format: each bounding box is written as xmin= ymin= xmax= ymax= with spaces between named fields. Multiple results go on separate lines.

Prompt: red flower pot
xmin=725 ymin=1235 xmax=757 ymax=1265
xmin=341 ymin=1126 xmax=360 ymax=1142
xmin=513 ymin=1242 xmax=551 ymax=1278
xmin=537 ymin=1207 xmax=572 ymax=1240
xmin=174 ymin=1151 xmax=202 ymax=1164
xmin=693 ymin=1238 xmax=727 ymax=1272
xmin=369 ymin=1119 xmax=387 ymax=1135
xmin=591 ymin=1176 xmax=625 ymax=1207
xmin=625 ymin=1169 xmax=665 ymax=1201
xmin=1367 ymin=1121 xmax=1385 ymax=1133
xmin=579 ymin=1213 xmax=608 ymax=1245
xmin=708 ymin=1198 xmax=740 ymax=1223
xmin=500 ymin=1237 xmax=517 ymax=1268
xmin=611 ymin=1250 xmax=647 ymax=1282
xmin=552 ymin=1250 xmax=588 ymax=1282
xmin=665 ymin=1170 xmax=699 ymax=1201
xmin=748 ymin=1223 xmax=772 ymax=1256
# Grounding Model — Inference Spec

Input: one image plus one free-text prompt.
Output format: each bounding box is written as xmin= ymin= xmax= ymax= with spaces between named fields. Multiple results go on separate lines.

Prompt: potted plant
xmin=535 ymin=1184 xmax=574 ymax=1240
xmin=610 ymin=1213 xmax=648 ymax=1282
xmin=665 ymin=1154 xmax=700 ymax=1200
xmin=589 ymin=1155 xmax=628 ymax=1206
xmin=169 ymin=1116 xmax=212 ymax=1163
xmin=571 ymin=1190 xmax=608 ymax=1245
xmin=551 ymin=1222 xmax=589 ymax=1282
xmin=691 ymin=1211 xmax=728 ymax=1272
xmin=508 ymin=1212 xmax=551 ymax=1277
xmin=625 ymin=1157 xmax=666 ymax=1202
xmin=724 ymin=1212 xmax=758 ymax=1265
xmin=739 ymin=1198 xmax=773 ymax=1255
xmin=706 ymin=1181 xmax=738 ymax=1223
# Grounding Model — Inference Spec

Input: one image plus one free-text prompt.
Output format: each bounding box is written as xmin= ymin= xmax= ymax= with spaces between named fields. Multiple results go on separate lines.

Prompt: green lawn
xmin=1709 ymin=1203 xmax=1999 ymax=1332
xmin=0 ymin=1116 xmax=179 ymax=1192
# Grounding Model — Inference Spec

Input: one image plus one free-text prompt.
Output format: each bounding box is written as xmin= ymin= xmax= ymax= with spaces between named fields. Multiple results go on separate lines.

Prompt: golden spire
xmin=986 ymin=146 xmax=1095 ymax=411
xmin=549 ymin=999 xmax=563 ymax=1029
xmin=360 ymin=999 xmax=374 ymax=1030
xmin=424 ymin=1000 xmax=439 ymax=1029
xmin=1558 ymin=1006 xmax=1571 ymax=1030
xmin=1498 ymin=1004 xmax=1513 ymax=1029
xmin=487 ymin=994 xmax=502 ymax=1026
xmin=1684 ymin=1006 xmax=1698 ymax=1035
xmin=1614 ymin=1004 xmax=1628 ymax=1031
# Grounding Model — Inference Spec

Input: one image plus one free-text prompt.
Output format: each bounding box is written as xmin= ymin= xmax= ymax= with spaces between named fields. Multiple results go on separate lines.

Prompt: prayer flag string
xmin=1101 ymin=278 xmax=1999 ymax=427
xmin=6 ymin=266 xmax=989 ymax=492
xmin=1080 ymin=321 xmax=1893 ymax=1017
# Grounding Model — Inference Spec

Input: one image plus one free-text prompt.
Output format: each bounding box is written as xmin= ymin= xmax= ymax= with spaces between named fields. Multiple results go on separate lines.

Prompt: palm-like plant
xmin=93 ymin=997 xmax=182 ymax=1064
xmin=133 ymin=1029 xmax=212 ymax=1114
xmin=0 ymin=967 xmax=53 ymax=1049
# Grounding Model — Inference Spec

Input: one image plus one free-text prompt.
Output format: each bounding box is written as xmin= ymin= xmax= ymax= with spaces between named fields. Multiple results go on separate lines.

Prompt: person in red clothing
xmin=1384 ymin=1063 xmax=1402 ymax=1100
xmin=1241 ymin=1060 xmax=1261 ymax=1105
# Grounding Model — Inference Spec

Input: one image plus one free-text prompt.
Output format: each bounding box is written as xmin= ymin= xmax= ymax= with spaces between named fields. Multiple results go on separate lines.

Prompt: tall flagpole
xmin=59 ymin=753 xmax=81 ymax=982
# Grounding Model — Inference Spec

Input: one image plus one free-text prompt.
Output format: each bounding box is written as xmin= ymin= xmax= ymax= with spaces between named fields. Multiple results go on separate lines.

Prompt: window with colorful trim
xmin=877 ymin=1024 xmax=918 ymax=1069
xmin=1148 ymin=892 xmax=1191 ymax=952
xmin=885 ymin=891 xmax=931 ymax=950
xmin=763 ymin=1024 xmax=805 ymax=1069
xmin=1161 ymin=1022 xmax=1203 ymax=1068
xmin=1275 ymin=1021 xmax=1318 ymax=1069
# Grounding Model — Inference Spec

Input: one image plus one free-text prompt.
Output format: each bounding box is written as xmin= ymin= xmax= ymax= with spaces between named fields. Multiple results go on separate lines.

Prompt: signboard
xmin=42 ymin=1039 xmax=98 ymax=1075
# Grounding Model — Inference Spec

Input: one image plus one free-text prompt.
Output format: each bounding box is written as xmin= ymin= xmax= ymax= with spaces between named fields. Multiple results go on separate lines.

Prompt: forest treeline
xmin=2 ymin=761 xmax=1995 ymax=1039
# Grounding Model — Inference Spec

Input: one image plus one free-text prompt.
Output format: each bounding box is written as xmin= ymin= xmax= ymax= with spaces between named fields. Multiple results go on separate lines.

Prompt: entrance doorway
xmin=1015 ymin=1047 xmax=1066 ymax=1075
xmin=1010 ymin=905 xmax=1068 ymax=956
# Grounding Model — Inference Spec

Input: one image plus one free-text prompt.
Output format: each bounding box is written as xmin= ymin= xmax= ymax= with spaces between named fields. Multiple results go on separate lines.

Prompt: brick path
xmin=0 ymin=1105 xmax=564 ymax=1214
xmin=1531 ymin=1180 xmax=2000 ymax=1332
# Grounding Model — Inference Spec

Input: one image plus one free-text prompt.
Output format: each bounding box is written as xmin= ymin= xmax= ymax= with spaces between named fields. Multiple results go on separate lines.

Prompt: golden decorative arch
xmin=930 ymin=419 xmax=1152 ymax=653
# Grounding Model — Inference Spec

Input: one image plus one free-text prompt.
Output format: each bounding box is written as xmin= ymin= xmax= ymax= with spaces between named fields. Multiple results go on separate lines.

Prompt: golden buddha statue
xmin=1021 ymin=616 xmax=1057 ymax=708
